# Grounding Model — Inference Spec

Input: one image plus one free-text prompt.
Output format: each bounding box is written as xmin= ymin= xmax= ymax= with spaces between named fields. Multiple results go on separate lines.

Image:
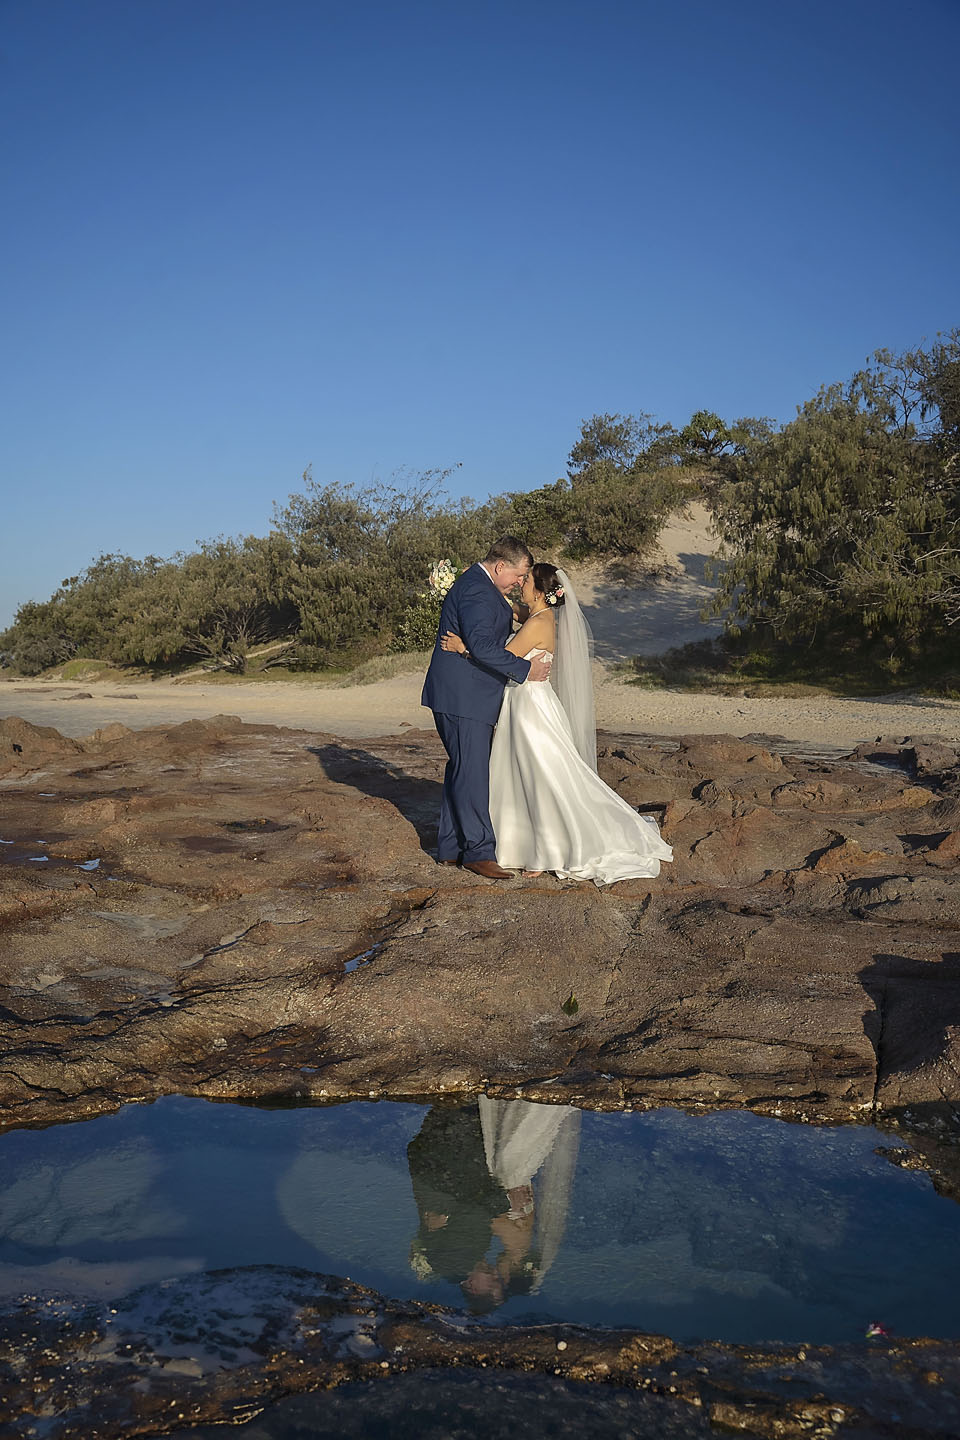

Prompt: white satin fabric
xmin=477 ymin=1097 xmax=581 ymax=1292
xmin=490 ymin=653 xmax=673 ymax=885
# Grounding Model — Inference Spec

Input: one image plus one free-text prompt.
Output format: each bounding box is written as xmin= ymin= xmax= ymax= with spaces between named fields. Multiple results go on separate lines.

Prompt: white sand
xmin=3 ymin=670 xmax=958 ymax=750
xmin=3 ymin=505 xmax=958 ymax=748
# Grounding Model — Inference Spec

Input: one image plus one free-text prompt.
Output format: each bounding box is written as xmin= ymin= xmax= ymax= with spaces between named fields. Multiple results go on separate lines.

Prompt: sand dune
xmin=570 ymin=502 xmax=723 ymax=661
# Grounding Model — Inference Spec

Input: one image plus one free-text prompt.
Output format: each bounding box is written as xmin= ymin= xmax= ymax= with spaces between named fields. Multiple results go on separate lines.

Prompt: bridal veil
xmin=550 ymin=569 xmax=597 ymax=772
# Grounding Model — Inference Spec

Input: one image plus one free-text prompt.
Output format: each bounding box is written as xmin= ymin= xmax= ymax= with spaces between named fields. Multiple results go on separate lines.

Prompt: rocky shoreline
xmin=1 ymin=713 xmax=958 ymax=1136
xmin=4 ymin=1266 xmax=960 ymax=1440
xmin=2 ymin=711 xmax=960 ymax=1436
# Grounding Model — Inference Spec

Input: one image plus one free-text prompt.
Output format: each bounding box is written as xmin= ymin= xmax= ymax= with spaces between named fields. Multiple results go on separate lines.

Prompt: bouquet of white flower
xmin=393 ymin=558 xmax=464 ymax=651
xmin=426 ymin=559 xmax=459 ymax=597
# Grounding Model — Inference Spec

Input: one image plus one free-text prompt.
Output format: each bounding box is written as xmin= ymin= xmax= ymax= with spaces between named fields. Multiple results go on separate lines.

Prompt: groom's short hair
xmin=484 ymin=535 xmax=533 ymax=567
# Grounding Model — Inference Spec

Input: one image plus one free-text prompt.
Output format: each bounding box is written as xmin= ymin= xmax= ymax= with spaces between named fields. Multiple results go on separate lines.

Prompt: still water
xmin=1 ymin=1096 xmax=958 ymax=1344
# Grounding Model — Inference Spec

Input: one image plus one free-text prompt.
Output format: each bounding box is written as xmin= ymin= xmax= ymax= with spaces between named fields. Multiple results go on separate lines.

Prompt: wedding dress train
xmin=490 ymin=652 xmax=673 ymax=885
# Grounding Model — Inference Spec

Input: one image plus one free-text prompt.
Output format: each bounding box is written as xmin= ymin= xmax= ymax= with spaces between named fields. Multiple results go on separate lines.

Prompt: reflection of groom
xmin=421 ymin=536 xmax=551 ymax=878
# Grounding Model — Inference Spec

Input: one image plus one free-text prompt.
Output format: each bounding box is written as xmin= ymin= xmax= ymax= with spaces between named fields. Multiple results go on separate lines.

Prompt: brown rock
xmin=934 ymin=798 xmax=960 ymax=828
xmin=813 ymin=838 xmax=890 ymax=874
xmin=667 ymin=805 xmax=833 ymax=886
xmin=845 ymin=873 xmax=960 ymax=923
xmin=1 ymin=716 xmax=959 ymax=1134
xmin=926 ymin=831 xmax=960 ymax=868
xmin=3 ymin=1267 xmax=960 ymax=1440
xmin=68 ymin=797 xmax=119 ymax=825
xmin=0 ymin=714 xmax=83 ymax=774
xmin=84 ymin=722 xmax=135 ymax=744
xmin=674 ymin=733 xmax=784 ymax=772
xmin=904 ymin=740 xmax=960 ymax=778
xmin=772 ymin=777 xmax=933 ymax=812
xmin=865 ymin=952 xmax=960 ymax=1111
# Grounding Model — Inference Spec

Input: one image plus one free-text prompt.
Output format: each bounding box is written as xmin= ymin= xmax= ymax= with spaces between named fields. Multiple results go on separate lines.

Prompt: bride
xmin=440 ymin=563 xmax=672 ymax=885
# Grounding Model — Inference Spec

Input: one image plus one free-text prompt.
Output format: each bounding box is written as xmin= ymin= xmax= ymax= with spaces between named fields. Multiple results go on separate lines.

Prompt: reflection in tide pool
xmin=1 ymin=1096 xmax=959 ymax=1343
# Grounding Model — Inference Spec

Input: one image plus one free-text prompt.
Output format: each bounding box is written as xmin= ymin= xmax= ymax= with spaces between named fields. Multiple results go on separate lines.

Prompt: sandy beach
xmin=2 ymin=671 xmax=959 ymax=748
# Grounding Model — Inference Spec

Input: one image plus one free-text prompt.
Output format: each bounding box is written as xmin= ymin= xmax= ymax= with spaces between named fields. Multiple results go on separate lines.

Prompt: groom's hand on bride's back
xmin=527 ymin=653 xmax=551 ymax=683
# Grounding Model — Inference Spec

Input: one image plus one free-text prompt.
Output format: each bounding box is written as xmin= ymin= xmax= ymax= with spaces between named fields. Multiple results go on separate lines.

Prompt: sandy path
xmin=3 ymin=673 xmax=959 ymax=747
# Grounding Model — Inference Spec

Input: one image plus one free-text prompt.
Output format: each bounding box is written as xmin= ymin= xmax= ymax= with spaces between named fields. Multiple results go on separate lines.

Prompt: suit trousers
xmin=432 ymin=711 xmax=497 ymax=862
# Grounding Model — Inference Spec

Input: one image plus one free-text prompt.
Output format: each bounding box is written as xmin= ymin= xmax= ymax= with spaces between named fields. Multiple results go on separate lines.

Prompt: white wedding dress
xmin=490 ymin=651 xmax=673 ymax=885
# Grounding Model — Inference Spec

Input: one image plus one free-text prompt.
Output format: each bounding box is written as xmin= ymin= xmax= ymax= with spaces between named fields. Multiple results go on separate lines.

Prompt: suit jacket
xmin=408 ymin=1104 xmax=508 ymax=1284
xmin=421 ymin=564 xmax=532 ymax=723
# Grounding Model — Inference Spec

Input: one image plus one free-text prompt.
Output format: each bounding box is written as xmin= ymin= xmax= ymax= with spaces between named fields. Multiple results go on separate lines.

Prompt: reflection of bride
xmin=408 ymin=1098 xmax=580 ymax=1313
xmin=442 ymin=565 xmax=672 ymax=884
xmin=477 ymin=1096 xmax=580 ymax=1296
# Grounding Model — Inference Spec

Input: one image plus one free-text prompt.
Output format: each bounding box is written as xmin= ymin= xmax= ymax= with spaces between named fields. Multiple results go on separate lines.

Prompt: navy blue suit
xmin=421 ymin=564 xmax=531 ymax=862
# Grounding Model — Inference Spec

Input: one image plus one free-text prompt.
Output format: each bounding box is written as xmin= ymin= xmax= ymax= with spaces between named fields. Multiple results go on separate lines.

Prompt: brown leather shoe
xmin=463 ymin=860 xmax=515 ymax=879
xmin=437 ymin=858 xmax=460 ymax=866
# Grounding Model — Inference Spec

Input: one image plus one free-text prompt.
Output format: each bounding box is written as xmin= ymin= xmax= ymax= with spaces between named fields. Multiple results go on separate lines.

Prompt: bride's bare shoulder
xmin=506 ymin=609 xmax=554 ymax=657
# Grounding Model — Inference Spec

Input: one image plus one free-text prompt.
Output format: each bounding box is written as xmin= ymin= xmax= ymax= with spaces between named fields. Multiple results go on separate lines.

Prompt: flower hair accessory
xmin=546 ymin=586 xmax=564 ymax=606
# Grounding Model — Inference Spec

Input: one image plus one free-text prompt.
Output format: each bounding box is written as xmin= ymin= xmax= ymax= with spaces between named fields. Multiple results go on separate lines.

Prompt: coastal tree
xmin=0 ymin=598 xmax=78 ymax=674
xmin=710 ymin=334 xmax=960 ymax=662
xmin=568 ymin=412 xmax=681 ymax=484
xmin=274 ymin=467 xmax=469 ymax=664
xmin=6 ymin=334 xmax=957 ymax=678
xmin=107 ymin=538 xmax=294 ymax=671
xmin=562 ymin=413 xmax=686 ymax=559
xmin=677 ymin=410 xmax=776 ymax=468
xmin=0 ymin=554 xmax=162 ymax=674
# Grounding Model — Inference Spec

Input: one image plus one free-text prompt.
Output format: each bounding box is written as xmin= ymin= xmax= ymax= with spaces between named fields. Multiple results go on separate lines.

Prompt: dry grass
xmin=169 ymin=650 xmax=432 ymax=688
xmin=330 ymin=651 xmax=432 ymax=687
xmin=56 ymin=659 xmax=140 ymax=683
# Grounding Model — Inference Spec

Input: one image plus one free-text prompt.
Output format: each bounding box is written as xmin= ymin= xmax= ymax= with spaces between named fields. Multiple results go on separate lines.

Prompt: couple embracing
xmin=421 ymin=536 xmax=672 ymax=886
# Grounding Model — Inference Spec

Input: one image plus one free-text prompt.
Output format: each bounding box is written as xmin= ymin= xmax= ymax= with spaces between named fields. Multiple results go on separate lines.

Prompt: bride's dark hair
xmin=531 ymin=562 xmax=565 ymax=606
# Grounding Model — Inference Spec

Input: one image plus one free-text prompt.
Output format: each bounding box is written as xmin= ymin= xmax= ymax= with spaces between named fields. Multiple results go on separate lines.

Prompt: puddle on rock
xmin=0 ymin=839 xmax=102 ymax=872
xmin=344 ymin=942 xmax=385 ymax=973
xmin=179 ymin=835 xmax=243 ymax=854
xmin=1 ymin=1097 xmax=959 ymax=1345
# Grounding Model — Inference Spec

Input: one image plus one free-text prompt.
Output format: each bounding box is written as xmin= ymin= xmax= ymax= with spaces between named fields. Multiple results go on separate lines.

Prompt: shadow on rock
xmin=308 ymin=742 xmax=442 ymax=854
xmin=874 ymin=1098 xmax=960 ymax=1204
xmin=860 ymin=951 xmax=960 ymax=1122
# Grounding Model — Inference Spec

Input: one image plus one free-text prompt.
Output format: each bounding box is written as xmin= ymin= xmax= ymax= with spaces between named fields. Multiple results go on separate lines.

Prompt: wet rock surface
xmin=2 ymin=1266 xmax=960 ymax=1440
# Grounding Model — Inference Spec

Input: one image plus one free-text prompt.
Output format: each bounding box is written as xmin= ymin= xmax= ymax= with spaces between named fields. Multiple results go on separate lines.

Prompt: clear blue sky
xmin=2 ymin=0 xmax=958 ymax=629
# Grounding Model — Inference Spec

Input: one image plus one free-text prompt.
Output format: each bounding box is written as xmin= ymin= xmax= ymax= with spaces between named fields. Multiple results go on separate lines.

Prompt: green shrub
xmin=394 ymin=591 xmax=444 ymax=652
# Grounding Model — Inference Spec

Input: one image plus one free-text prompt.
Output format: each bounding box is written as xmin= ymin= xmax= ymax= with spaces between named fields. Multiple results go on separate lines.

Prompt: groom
xmin=422 ymin=536 xmax=551 ymax=878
